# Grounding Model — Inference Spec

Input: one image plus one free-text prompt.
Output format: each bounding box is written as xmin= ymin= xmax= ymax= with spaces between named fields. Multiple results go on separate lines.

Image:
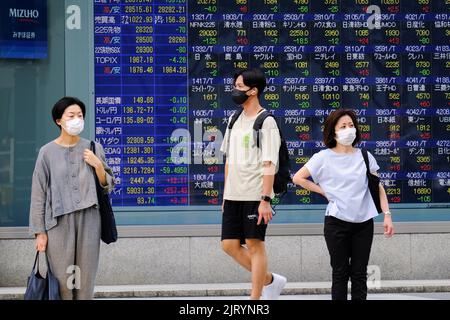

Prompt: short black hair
xmin=323 ymin=109 xmax=361 ymax=148
xmin=51 ymin=97 xmax=86 ymax=128
xmin=233 ymin=68 xmax=266 ymax=97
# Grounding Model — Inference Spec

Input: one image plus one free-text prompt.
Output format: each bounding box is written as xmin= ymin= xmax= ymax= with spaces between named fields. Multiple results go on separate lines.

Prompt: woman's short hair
xmin=233 ymin=68 xmax=266 ymax=97
xmin=323 ymin=109 xmax=361 ymax=148
xmin=52 ymin=97 xmax=86 ymax=128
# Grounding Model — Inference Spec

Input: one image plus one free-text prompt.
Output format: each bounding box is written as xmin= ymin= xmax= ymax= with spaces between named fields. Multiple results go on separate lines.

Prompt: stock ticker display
xmin=94 ymin=0 xmax=450 ymax=208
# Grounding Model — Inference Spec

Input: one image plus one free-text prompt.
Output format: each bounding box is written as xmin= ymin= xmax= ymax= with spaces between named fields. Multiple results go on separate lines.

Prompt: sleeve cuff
xmin=304 ymin=163 xmax=317 ymax=183
xmin=29 ymin=225 xmax=46 ymax=237
xmin=101 ymin=172 xmax=114 ymax=193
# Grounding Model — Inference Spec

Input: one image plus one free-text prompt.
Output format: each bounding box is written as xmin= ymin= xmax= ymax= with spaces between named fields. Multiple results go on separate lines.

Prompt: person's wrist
xmin=95 ymin=161 xmax=104 ymax=170
xmin=260 ymin=195 xmax=272 ymax=203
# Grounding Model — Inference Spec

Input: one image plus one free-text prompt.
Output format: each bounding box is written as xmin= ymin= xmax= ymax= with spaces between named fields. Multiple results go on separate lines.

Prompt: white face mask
xmin=335 ymin=127 xmax=356 ymax=146
xmin=62 ymin=118 xmax=84 ymax=136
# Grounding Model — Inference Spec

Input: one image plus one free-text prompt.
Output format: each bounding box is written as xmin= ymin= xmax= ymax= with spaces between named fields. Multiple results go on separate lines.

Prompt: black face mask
xmin=231 ymin=88 xmax=253 ymax=105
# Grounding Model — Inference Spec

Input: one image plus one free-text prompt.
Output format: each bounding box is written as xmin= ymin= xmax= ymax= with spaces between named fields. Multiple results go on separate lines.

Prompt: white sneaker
xmin=261 ymin=273 xmax=287 ymax=300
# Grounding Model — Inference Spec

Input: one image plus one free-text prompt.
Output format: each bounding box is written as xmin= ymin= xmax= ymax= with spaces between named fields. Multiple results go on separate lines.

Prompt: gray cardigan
xmin=29 ymin=138 xmax=114 ymax=235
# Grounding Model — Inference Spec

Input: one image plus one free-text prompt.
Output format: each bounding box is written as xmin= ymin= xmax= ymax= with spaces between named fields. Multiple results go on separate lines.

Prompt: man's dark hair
xmin=233 ymin=68 xmax=266 ymax=97
xmin=51 ymin=97 xmax=86 ymax=128
xmin=323 ymin=109 xmax=361 ymax=148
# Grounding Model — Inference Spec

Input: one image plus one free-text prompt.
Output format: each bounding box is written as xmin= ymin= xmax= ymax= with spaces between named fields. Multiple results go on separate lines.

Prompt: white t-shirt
xmin=304 ymin=148 xmax=380 ymax=223
xmin=220 ymin=110 xmax=281 ymax=201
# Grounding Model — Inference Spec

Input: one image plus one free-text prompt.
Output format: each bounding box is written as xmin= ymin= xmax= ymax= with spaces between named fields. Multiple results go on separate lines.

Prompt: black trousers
xmin=324 ymin=215 xmax=374 ymax=300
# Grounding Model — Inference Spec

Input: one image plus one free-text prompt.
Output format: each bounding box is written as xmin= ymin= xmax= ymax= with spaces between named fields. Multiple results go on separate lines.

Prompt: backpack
xmin=227 ymin=108 xmax=292 ymax=196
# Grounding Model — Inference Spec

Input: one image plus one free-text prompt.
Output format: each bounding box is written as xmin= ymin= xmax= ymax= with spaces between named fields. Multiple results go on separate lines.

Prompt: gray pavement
xmin=98 ymin=292 xmax=450 ymax=300
xmin=2 ymin=279 xmax=450 ymax=300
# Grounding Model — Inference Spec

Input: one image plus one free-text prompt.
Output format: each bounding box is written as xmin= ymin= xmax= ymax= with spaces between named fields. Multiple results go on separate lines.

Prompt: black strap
xmin=253 ymin=110 xmax=280 ymax=149
xmin=254 ymin=110 xmax=284 ymax=149
xmin=226 ymin=108 xmax=276 ymax=152
xmin=32 ymin=251 xmax=40 ymax=274
xmin=227 ymin=108 xmax=244 ymax=130
xmin=227 ymin=108 xmax=264 ymax=130
xmin=90 ymin=141 xmax=101 ymax=188
xmin=225 ymin=109 xmax=243 ymax=154
xmin=90 ymin=140 xmax=96 ymax=155
xmin=361 ymin=148 xmax=370 ymax=173
xmin=33 ymin=251 xmax=54 ymax=275
xmin=44 ymin=252 xmax=54 ymax=274
xmin=361 ymin=148 xmax=383 ymax=213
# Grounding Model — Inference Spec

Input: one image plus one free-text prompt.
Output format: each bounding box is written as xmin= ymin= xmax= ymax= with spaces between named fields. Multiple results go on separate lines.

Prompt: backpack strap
xmin=227 ymin=108 xmax=275 ymax=151
xmin=253 ymin=110 xmax=281 ymax=149
xmin=227 ymin=108 xmax=244 ymax=130
xmin=226 ymin=108 xmax=244 ymax=153
xmin=361 ymin=148 xmax=370 ymax=174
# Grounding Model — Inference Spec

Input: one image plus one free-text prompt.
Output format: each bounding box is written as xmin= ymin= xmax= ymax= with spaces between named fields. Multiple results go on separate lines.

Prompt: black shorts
xmin=221 ymin=200 xmax=268 ymax=245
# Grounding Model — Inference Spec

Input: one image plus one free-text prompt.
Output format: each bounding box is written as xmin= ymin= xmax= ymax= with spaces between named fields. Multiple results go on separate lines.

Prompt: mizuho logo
xmin=9 ymin=8 xmax=39 ymax=19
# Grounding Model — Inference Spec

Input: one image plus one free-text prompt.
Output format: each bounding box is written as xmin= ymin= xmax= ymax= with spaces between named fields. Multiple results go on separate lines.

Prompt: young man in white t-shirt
xmin=220 ymin=68 xmax=286 ymax=300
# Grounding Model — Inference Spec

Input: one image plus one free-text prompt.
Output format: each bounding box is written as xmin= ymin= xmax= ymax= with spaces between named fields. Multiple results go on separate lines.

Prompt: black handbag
xmin=24 ymin=251 xmax=60 ymax=300
xmin=90 ymin=141 xmax=118 ymax=244
xmin=362 ymin=149 xmax=383 ymax=213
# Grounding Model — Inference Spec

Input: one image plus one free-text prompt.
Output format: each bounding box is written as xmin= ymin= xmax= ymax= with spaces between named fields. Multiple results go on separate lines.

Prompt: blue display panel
xmin=0 ymin=0 xmax=47 ymax=59
xmin=94 ymin=0 xmax=450 ymax=208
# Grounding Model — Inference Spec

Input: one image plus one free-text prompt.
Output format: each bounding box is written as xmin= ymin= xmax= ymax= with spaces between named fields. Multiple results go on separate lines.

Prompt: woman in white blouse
xmin=293 ymin=109 xmax=394 ymax=300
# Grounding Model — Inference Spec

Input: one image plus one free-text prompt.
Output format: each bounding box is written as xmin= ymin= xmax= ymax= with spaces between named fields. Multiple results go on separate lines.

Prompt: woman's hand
xmin=35 ymin=233 xmax=48 ymax=252
xmin=383 ymin=215 xmax=394 ymax=238
xmin=83 ymin=149 xmax=103 ymax=170
xmin=85 ymin=149 xmax=108 ymax=186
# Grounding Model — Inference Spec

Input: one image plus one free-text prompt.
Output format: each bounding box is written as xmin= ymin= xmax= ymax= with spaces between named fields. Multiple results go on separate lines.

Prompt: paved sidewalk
xmin=1 ymin=280 xmax=450 ymax=300
xmin=98 ymin=292 xmax=450 ymax=300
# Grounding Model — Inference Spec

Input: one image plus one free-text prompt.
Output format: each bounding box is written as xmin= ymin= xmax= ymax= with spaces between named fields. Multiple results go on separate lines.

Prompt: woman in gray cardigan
xmin=29 ymin=97 xmax=114 ymax=300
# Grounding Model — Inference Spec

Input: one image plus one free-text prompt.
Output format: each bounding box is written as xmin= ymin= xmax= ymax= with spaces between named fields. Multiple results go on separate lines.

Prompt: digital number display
xmin=94 ymin=0 xmax=450 ymax=207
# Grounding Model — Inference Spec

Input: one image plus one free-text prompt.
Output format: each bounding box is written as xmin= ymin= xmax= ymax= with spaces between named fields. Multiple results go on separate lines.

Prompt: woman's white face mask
xmin=335 ymin=127 xmax=356 ymax=146
xmin=62 ymin=118 xmax=84 ymax=136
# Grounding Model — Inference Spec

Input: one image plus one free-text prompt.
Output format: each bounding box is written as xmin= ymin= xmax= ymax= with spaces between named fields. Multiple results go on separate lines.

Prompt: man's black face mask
xmin=231 ymin=88 xmax=253 ymax=105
